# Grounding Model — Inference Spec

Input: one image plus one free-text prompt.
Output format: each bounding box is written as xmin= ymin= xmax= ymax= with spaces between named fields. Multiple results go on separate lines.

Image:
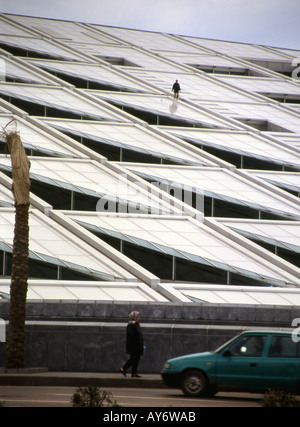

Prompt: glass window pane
xmin=268 ymin=336 xmax=299 ymax=358
xmin=229 ymin=335 xmax=267 ymax=357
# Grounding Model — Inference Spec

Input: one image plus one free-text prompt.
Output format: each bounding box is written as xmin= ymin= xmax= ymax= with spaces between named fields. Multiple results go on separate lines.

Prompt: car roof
xmin=242 ymin=330 xmax=292 ymax=336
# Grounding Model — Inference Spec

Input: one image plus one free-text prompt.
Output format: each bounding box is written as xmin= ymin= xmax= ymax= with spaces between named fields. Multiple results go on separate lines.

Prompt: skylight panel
xmin=183 ymin=37 xmax=293 ymax=60
xmin=0 ymin=16 xmax=38 ymax=36
xmin=91 ymin=91 xmax=233 ymax=129
xmin=67 ymin=212 xmax=300 ymax=286
xmin=32 ymin=285 xmax=79 ymax=300
xmin=215 ymin=102 xmax=300 ymax=133
xmin=28 ymin=59 xmax=150 ymax=92
xmin=1 ymin=56 xmax=53 ymax=84
xmin=94 ymin=25 xmax=200 ymax=54
xmin=220 ymin=219 xmax=300 ymax=252
xmin=0 ymin=83 xmax=128 ymax=121
xmin=166 ymin=127 xmax=300 ymax=167
xmin=217 ymin=76 xmax=300 ymax=97
xmin=162 ymin=53 xmax=245 ymax=69
xmin=167 ymin=283 xmax=300 ymax=305
xmin=251 ymin=171 xmax=300 ymax=193
xmin=41 ymin=118 xmax=216 ymax=165
xmin=7 ymin=14 xmax=116 ymax=45
xmin=0 ymin=115 xmax=84 ymax=158
xmin=0 ymin=208 xmax=139 ymax=281
xmin=0 ymin=157 xmax=178 ymax=214
xmin=0 ymin=280 xmax=169 ymax=302
xmin=88 ymin=43 xmax=183 ymax=71
xmin=123 ymin=164 xmax=300 ymax=219
xmin=274 ymin=48 xmax=300 ymax=58
xmin=128 ymin=69 xmax=258 ymax=104
xmin=0 ymin=185 xmax=14 ymax=207
xmin=0 ymin=34 xmax=84 ymax=61
xmin=6 ymin=14 xmax=79 ymax=40
xmin=102 ymin=287 xmax=148 ymax=301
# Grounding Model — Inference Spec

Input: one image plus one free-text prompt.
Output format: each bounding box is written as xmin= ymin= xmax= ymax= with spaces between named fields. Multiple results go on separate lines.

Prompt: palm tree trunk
xmin=4 ymin=131 xmax=30 ymax=369
xmin=6 ymin=204 xmax=30 ymax=368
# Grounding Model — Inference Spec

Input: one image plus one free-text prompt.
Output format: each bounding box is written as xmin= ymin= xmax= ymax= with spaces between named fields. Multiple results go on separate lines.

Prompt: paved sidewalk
xmin=0 ymin=369 xmax=165 ymax=388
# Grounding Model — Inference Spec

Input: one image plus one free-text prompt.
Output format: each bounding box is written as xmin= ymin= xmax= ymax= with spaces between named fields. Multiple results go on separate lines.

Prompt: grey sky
xmin=0 ymin=0 xmax=299 ymax=49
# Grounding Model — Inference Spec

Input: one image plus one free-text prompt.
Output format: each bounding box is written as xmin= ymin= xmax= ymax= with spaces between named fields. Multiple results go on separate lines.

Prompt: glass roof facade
xmin=89 ymin=90 xmax=235 ymax=128
xmin=0 ymin=83 xmax=130 ymax=122
xmin=27 ymin=59 xmax=153 ymax=93
xmin=161 ymin=283 xmax=300 ymax=305
xmin=164 ymin=127 xmax=300 ymax=169
xmin=248 ymin=170 xmax=300 ymax=194
xmin=123 ymin=164 xmax=300 ymax=220
xmin=0 ymin=177 xmax=14 ymax=206
xmin=40 ymin=118 xmax=218 ymax=166
xmin=0 ymin=34 xmax=85 ymax=61
xmin=0 ymin=208 xmax=138 ymax=282
xmin=219 ymin=219 xmax=300 ymax=254
xmin=181 ymin=37 xmax=297 ymax=60
xmin=207 ymin=102 xmax=300 ymax=133
xmin=216 ymin=76 xmax=300 ymax=98
xmin=1 ymin=56 xmax=55 ymax=85
xmin=0 ymin=279 xmax=168 ymax=302
xmin=0 ymin=114 xmax=86 ymax=157
xmin=66 ymin=212 xmax=300 ymax=287
xmin=0 ymin=156 xmax=187 ymax=215
xmin=0 ymin=13 xmax=300 ymax=304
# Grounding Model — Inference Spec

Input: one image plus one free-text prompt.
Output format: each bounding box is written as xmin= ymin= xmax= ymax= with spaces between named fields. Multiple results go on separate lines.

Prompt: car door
xmin=263 ymin=335 xmax=300 ymax=392
xmin=215 ymin=334 xmax=267 ymax=391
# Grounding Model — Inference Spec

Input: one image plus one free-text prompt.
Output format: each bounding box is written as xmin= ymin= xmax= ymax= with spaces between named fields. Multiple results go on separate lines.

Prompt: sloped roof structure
xmin=0 ymin=13 xmax=300 ymax=305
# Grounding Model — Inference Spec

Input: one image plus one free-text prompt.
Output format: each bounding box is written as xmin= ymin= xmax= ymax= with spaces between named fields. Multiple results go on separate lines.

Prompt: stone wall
xmin=0 ymin=300 xmax=297 ymax=325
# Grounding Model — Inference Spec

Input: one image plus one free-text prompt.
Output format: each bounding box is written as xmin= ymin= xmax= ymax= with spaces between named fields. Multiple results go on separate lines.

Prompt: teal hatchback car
xmin=161 ymin=330 xmax=300 ymax=397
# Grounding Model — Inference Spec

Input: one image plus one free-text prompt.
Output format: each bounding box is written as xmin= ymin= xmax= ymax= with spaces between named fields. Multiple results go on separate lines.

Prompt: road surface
xmin=0 ymin=385 xmax=262 ymax=407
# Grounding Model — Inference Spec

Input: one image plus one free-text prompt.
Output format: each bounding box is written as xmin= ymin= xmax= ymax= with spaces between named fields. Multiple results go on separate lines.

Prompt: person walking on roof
xmin=172 ymin=80 xmax=181 ymax=99
xmin=120 ymin=311 xmax=144 ymax=378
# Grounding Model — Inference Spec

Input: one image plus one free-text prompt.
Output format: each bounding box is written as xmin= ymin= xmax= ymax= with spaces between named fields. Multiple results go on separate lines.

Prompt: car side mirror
xmin=223 ymin=349 xmax=232 ymax=357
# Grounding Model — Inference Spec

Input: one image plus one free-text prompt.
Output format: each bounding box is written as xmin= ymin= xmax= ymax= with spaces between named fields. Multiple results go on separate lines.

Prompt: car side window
xmin=228 ymin=335 xmax=267 ymax=357
xmin=268 ymin=336 xmax=300 ymax=358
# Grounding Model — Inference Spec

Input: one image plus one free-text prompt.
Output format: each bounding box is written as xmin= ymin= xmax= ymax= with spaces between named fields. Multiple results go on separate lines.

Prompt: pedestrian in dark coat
xmin=120 ymin=311 xmax=144 ymax=378
xmin=172 ymin=79 xmax=181 ymax=99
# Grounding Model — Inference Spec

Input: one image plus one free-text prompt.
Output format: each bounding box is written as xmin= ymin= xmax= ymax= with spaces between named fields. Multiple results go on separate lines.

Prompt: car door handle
xmin=250 ymin=363 xmax=257 ymax=367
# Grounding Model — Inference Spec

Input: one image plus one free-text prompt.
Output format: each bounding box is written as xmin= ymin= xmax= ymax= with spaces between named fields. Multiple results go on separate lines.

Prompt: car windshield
xmin=214 ymin=334 xmax=243 ymax=353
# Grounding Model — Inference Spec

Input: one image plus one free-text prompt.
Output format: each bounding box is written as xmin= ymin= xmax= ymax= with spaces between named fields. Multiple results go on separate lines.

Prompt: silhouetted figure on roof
xmin=172 ymin=80 xmax=181 ymax=99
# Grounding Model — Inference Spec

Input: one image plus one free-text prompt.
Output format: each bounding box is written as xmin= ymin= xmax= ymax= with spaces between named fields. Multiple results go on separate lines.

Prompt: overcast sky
xmin=0 ymin=0 xmax=299 ymax=49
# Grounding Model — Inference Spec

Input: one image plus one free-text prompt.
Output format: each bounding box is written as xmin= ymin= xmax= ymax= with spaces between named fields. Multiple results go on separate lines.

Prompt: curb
xmin=0 ymin=371 xmax=166 ymax=388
